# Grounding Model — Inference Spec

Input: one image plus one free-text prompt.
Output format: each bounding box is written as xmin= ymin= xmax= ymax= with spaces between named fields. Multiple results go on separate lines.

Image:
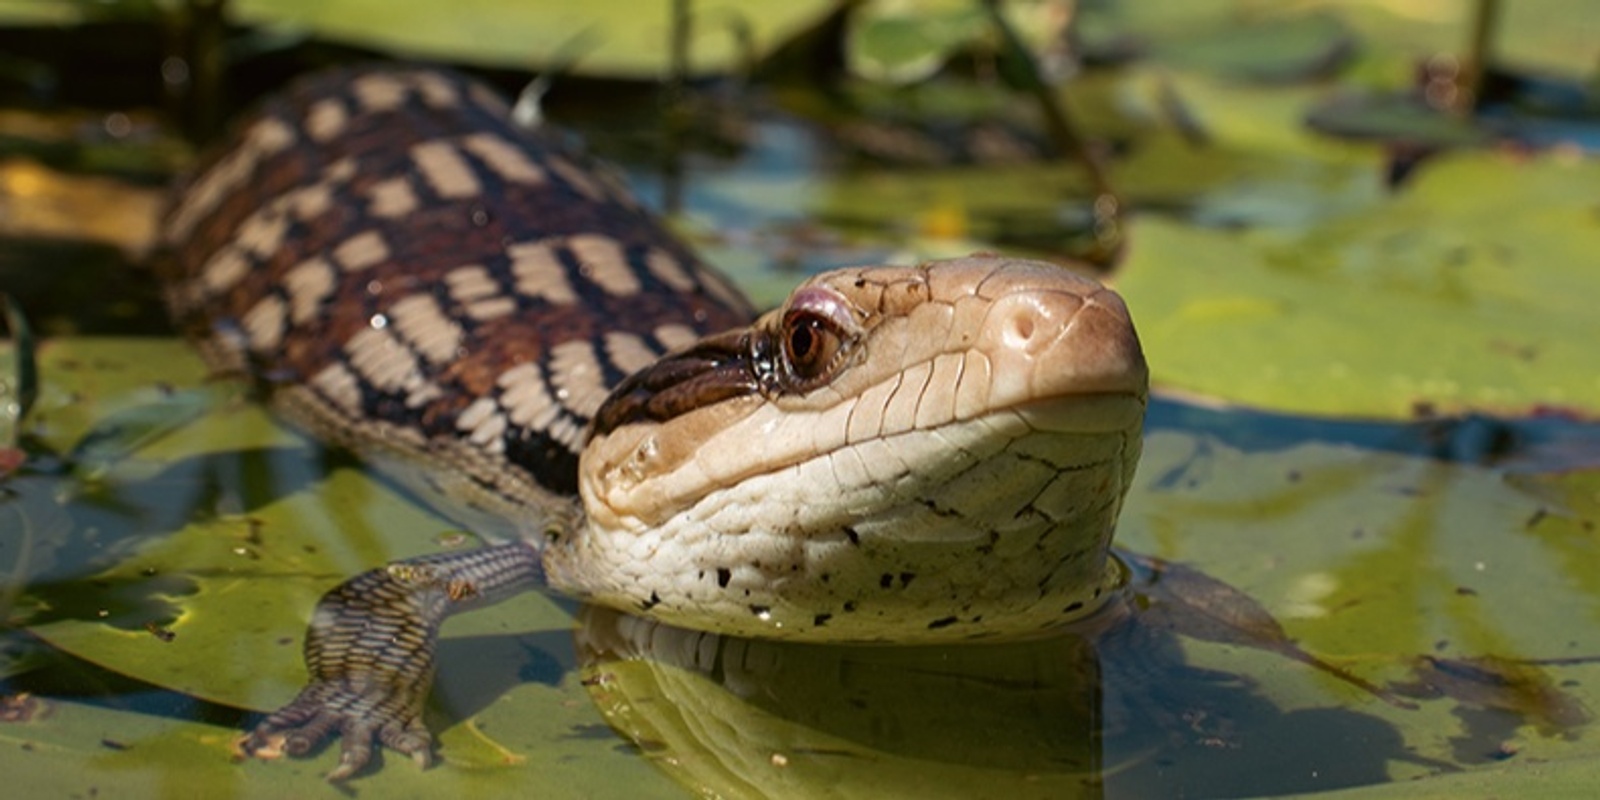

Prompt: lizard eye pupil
xmin=783 ymin=312 xmax=842 ymax=382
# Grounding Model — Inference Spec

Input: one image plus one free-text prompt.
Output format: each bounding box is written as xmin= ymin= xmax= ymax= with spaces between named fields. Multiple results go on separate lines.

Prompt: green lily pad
xmin=228 ymin=0 xmax=833 ymax=77
xmin=1150 ymin=11 xmax=1356 ymax=82
xmin=843 ymin=0 xmax=1089 ymax=86
xmin=1329 ymin=0 xmax=1600 ymax=79
xmin=0 ymin=657 xmax=685 ymax=798
xmin=1113 ymin=432 xmax=1600 ymax=792
xmin=4 ymin=338 xmax=210 ymax=452
xmin=1304 ymin=88 xmax=1489 ymax=148
xmin=846 ymin=0 xmax=989 ymax=85
xmin=1116 ymin=150 xmax=1600 ymax=419
xmin=0 ymin=338 xmax=564 ymax=706
xmin=1309 ymin=754 xmax=1600 ymax=800
xmin=0 ymin=0 xmax=135 ymax=24
xmin=1077 ymin=0 xmax=1595 ymax=82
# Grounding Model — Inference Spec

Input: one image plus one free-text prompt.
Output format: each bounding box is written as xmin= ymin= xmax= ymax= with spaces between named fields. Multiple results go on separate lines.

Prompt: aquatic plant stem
xmin=978 ymin=0 xmax=1122 ymax=266
xmin=1459 ymin=0 xmax=1500 ymax=115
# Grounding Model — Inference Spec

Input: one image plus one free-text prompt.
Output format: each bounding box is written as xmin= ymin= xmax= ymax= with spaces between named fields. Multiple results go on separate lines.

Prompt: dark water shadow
xmin=0 ymin=236 xmax=169 ymax=336
xmin=1148 ymin=395 xmax=1600 ymax=473
xmin=3 ymin=443 xmax=336 ymax=634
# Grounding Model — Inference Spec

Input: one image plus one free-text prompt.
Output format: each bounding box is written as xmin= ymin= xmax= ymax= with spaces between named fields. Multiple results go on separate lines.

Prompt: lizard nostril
xmin=1011 ymin=312 xmax=1036 ymax=340
xmin=1003 ymin=309 xmax=1037 ymax=348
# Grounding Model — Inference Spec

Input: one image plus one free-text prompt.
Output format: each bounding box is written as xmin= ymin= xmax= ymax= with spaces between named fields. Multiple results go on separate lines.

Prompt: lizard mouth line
xmin=702 ymin=390 xmax=1146 ymax=500
xmin=715 ymin=389 xmax=1145 ymax=482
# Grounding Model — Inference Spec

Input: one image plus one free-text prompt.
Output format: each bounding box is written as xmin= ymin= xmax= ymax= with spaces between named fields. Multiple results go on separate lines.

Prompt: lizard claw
xmin=241 ymin=679 xmax=434 ymax=783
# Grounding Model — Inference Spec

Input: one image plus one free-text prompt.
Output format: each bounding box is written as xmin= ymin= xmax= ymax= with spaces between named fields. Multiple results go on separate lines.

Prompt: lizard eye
xmin=783 ymin=312 xmax=842 ymax=381
xmin=776 ymin=287 xmax=857 ymax=391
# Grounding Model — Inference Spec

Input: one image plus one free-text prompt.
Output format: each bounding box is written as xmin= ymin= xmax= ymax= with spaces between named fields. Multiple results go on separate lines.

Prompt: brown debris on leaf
xmin=0 ymin=692 xmax=49 ymax=723
xmin=1122 ymin=551 xmax=1417 ymax=709
xmin=1391 ymin=654 xmax=1591 ymax=737
xmin=234 ymin=731 xmax=286 ymax=761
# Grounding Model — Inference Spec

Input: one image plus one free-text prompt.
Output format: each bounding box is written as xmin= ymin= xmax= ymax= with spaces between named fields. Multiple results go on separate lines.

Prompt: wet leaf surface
xmin=1118 ymin=151 xmax=1600 ymax=419
xmin=1133 ymin=10 xmax=1357 ymax=82
xmin=846 ymin=0 xmax=992 ymax=85
xmin=1114 ymin=433 xmax=1600 ymax=794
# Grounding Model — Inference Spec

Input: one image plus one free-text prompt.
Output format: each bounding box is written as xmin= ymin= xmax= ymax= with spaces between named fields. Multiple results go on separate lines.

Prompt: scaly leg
xmin=241 ymin=540 xmax=544 ymax=782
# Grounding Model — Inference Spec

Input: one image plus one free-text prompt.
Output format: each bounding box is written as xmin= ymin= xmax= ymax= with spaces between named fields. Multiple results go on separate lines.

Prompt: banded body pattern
xmin=162 ymin=67 xmax=754 ymax=519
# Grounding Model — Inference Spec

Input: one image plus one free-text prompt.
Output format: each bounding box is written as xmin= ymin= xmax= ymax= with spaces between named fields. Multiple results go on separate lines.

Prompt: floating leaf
xmin=846 ymin=0 xmax=990 ymax=84
xmin=1117 ymin=151 xmax=1600 ymax=419
xmin=1308 ymin=67 xmax=1600 ymax=153
xmin=0 ymin=663 xmax=685 ymax=798
xmin=843 ymin=0 xmax=1077 ymax=86
xmin=228 ymin=0 xmax=835 ymax=78
xmin=1150 ymin=11 xmax=1356 ymax=82
xmin=1307 ymin=90 xmax=1488 ymax=149
xmin=8 ymin=341 xmax=574 ymax=711
xmin=1122 ymin=431 xmax=1600 ymax=660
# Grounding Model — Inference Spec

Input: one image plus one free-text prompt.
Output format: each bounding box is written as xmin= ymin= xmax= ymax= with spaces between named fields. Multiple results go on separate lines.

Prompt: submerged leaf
xmin=67 ymin=387 xmax=224 ymax=481
xmin=0 ymin=472 xmax=75 ymax=633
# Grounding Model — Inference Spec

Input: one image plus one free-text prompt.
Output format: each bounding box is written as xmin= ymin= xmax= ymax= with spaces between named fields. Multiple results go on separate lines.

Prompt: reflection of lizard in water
xmin=574 ymin=552 xmax=1581 ymax=798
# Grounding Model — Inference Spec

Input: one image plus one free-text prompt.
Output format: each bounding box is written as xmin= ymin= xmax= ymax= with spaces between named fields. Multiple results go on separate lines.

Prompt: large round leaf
xmin=1118 ymin=152 xmax=1600 ymax=418
xmin=232 ymin=0 xmax=833 ymax=77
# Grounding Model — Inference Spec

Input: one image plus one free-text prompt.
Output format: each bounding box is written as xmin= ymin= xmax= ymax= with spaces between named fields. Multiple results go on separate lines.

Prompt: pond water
xmin=5 ymin=12 xmax=1600 ymax=796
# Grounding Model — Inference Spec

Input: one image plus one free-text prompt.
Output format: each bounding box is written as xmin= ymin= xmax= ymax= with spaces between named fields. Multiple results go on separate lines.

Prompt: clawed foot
xmin=236 ymin=544 xmax=543 ymax=781
xmin=238 ymin=678 xmax=434 ymax=783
